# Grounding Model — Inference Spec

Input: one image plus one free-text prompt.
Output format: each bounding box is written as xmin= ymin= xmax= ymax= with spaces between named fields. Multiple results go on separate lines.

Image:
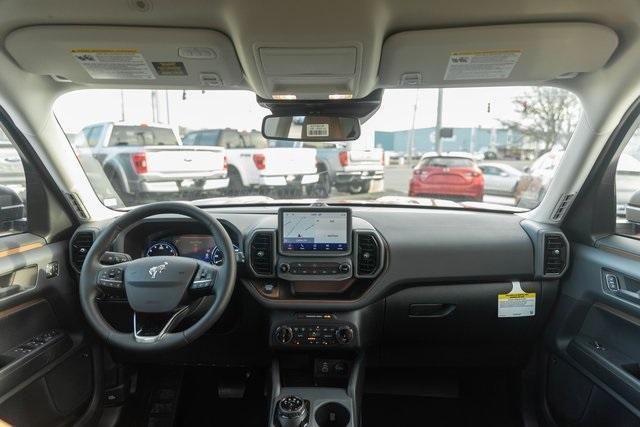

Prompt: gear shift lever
xmin=276 ymin=395 xmax=308 ymax=427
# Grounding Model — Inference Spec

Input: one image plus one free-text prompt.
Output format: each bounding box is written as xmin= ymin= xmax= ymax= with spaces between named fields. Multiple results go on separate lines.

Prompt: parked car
xmin=79 ymin=122 xmax=228 ymax=204
xmin=182 ymin=129 xmax=319 ymax=196
xmin=409 ymin=153 xmax=484 ymax=201
xmin=514 ymin=150 xmax=564 ymax=208
xmin=479 ymin=162 xmax=523 ymax=197
xmin=615 ymin=153 xmax=640 ymax=215
xmin=0 ymin=133 xmax=26 ymax=200
xmin=272 ymin=140 xmax=384 ymax=197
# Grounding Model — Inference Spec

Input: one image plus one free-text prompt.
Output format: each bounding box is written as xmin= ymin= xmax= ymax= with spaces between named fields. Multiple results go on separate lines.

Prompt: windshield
xmin=54 ymin=87 xmax=580 ymax=211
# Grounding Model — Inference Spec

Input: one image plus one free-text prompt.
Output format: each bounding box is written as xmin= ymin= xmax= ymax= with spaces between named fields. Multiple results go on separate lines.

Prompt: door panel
xmin=0 ymin=234 xmax=94 ymax=426
xmin=543 ymin=239 xmax=640 ymax=426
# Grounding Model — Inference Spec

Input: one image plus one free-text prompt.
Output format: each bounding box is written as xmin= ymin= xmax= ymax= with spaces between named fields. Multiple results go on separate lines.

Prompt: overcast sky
xmin=54 ymin=87 xmax=531 ymax=144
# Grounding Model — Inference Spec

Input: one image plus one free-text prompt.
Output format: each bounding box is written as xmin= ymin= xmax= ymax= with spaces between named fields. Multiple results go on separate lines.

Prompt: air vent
xmin=66 ymin=193 xmax=88 ymax=219
xmin=71 ymin=231 xmax=94 ymax=271
xmin=250 ymin=231 xmax=274 ymax=276
xmin=551 ymin=193 xmax=575 ymax=222
xmin=543 ymin=234 xmax=567 ymax=275
xmin=356 ymin=232 xmax=381 ymax=276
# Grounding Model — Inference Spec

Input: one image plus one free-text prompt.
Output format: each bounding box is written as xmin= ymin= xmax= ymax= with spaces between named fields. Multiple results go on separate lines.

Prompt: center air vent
xmin=543 ymin=234 xmax=567 ymax=276
xmin=70 ymin=231 xmax=94 ymax=271
xmin=250 ymin=231 xmax=275 ymax=276
xmin=356 ymin=232 xmax=382 ymax=277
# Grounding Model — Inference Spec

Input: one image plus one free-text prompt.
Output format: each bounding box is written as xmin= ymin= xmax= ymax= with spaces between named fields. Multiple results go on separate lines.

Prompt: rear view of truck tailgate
xmin=145 ymin=147 xmax=225 ymax=174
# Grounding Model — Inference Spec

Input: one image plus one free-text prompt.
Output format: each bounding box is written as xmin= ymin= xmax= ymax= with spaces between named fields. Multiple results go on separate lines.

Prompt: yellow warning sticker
xmin=70 ymin=48 xmax=155 ymax=80
xmin=498 ymin=281 xmax=535 ymax=318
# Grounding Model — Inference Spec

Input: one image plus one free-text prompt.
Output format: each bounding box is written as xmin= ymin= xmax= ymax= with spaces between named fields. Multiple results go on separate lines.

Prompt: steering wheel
xmin=79 ymin=202 xmax=237 ymax=352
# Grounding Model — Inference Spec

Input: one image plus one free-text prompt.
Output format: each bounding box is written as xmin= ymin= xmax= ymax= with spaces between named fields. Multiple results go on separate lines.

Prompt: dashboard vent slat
xmin=356 ymin=232 xmax=381 ymax=276
xmin=71 ymin=231 xmax=94 ymax=271
xmin=250 ymin=231 xmax=274 ymax=276
xmin=543 ymin=234 xmax=567 ymax=275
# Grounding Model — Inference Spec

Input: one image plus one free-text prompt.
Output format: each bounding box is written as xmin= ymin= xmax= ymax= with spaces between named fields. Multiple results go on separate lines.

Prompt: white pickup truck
xmin=182 ymin=129 xmax=319 ymax=196
xmin=78 ymin=122 xmax=228 ymax=204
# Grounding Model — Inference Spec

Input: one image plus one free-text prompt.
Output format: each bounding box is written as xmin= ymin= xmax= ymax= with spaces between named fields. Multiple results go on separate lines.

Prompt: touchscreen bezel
xmin=278 ymin=207 xmax=352 ymax=256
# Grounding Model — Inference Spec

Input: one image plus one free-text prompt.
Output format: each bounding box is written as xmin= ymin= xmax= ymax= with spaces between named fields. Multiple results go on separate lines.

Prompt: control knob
xmin=275 ymin=326 xmax=293 ymax=344
xmin=280 ymin=263 xmax=290 ymax=273
xmin=335 ymin=326 xmax=354 ymax=344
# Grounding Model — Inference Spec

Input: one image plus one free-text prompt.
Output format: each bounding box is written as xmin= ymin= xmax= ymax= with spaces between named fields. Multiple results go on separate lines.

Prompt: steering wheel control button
xmin=98 ymin=268 xmax=124 ymax=290
xmin=190 ymin=268 xmax=217 ymax=293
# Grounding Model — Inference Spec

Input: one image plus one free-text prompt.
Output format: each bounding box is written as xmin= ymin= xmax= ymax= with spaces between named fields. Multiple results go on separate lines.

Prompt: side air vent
xmin=551 ymin=193 xmax=574 ymax=222
xmin=70 ymin=231 xmax=94 ymax=271
xmin=356 ymin=232 xmax=382 ymax=277
xmin=543 ymin=234 xmax=567 ymax=276
xmin=250 ymin=231 xmax=275 ymax=276
xmin=66 ymin=193 xmax=88 ymax=219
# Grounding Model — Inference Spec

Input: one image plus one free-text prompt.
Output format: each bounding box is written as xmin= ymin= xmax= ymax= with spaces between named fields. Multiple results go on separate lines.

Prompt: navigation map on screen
xmin=282 ymin=211 xmax=348 ymax=252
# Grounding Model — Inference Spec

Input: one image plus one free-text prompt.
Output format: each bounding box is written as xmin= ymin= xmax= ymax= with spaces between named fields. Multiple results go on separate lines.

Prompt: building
xmin=375 ymin=127 xmax=538 ymax=159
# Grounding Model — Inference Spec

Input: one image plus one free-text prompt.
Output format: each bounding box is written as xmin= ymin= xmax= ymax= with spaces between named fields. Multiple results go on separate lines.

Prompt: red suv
xmin=409 ymin=154 xmax=485 ymax=201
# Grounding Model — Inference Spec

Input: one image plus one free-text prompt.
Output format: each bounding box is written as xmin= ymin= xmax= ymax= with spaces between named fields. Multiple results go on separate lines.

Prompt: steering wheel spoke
xmin=133 ymin=306 xmax=190 ymax=343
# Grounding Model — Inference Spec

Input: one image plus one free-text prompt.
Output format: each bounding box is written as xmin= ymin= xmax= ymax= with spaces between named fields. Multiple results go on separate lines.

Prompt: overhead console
xmin=244 ymin=206 xmax=384 ymax=303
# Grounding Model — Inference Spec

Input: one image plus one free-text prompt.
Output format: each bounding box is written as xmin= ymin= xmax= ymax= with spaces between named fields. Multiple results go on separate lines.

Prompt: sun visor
xmin=5 ymin=26 xmax=245 ymax=88
xmin=379 ymin=23 xmax=618 ymax=87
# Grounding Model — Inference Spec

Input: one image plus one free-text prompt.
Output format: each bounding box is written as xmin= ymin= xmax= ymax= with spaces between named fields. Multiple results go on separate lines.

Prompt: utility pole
xmin=406 ymin=89 xmax=419 ymax=165
xmin=120 ymin=90 xmax=125 ymax=122
xmin=435 ymin=88 xmax=443 ymax=155
xmin=151 ymin=90 xmax=159 ymax=123
xmin=165 ymin=90 xmax=171 ymax=124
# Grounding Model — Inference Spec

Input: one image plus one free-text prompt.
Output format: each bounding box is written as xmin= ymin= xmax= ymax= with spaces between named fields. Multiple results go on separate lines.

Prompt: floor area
xmin=119 ymin=366 xmax=524 ymax=427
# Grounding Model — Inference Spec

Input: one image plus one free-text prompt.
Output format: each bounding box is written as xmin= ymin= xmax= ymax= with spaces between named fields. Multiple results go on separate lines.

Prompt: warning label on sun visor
xmin=498 ymin=281 xmax=535 ymax=318
xmin=71 ymin=49 xmax=155 ymax=80
xmin=444 ymin=49 xmax=522 ymax=81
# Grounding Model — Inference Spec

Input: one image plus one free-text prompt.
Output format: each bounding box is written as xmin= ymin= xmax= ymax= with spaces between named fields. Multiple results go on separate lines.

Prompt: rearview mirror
xmin=262 ymin=115 xmax=360 ymax=142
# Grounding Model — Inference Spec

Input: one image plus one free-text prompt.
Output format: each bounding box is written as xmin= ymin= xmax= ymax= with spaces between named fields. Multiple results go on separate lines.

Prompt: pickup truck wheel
xmin=349 ymin=180 xmax=371 ymax=194
xmin=307 ymin=171 xmax=331 ymax=198
xmin=226 ymin=169 xmax=246 ymax=196
xmin=105 ymin=168 xmax=133 ymax=205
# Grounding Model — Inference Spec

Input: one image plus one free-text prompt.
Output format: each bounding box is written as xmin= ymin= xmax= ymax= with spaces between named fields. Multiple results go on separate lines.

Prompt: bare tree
xmin=500 ymin=87 xmax=580 ymax=153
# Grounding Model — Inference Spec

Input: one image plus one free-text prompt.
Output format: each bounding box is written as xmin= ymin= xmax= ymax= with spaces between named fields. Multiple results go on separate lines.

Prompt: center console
xmin=244 ymin=206 xmax=385 ymax=304
xmin=269 ymin=356 xmax=364 ymax=427
xmin=247 ymin=206 xmax=380 ymax=427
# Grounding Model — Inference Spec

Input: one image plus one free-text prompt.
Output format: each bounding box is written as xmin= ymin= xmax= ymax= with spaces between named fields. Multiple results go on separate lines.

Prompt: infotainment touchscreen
xmin=279 ymin=208 xmax=351 ymax=254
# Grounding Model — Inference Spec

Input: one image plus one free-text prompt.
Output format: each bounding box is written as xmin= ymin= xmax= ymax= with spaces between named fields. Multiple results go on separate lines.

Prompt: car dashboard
xmin=70 ymin=205 xmax=567 ymax=366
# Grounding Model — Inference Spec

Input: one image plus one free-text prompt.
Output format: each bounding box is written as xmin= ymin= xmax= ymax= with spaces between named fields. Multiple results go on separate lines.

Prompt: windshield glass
xmin=53 ymin=87 xmax=580 ymax=211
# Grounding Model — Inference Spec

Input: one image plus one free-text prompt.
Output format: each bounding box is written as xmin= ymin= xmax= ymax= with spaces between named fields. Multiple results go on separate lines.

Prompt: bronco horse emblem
xmin=148 ymin=262 xmax=168 ymax=279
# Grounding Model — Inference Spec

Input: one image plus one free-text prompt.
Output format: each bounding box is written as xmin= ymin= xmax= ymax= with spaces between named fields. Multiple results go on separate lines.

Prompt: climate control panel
xmin=273 ymin=324 xmax=355 ymax=347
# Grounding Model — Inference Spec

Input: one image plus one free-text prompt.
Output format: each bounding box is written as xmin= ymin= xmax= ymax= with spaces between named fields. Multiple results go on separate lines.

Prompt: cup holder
xmin=314 ymin=402 xmax=350 ymax=427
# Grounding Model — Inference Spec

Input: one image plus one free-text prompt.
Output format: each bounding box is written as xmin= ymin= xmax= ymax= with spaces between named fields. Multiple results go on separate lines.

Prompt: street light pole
xmin=435 ymin=88 xmax=443 ymax=155
xmin=407 ymin=89 xmax=419 ymax=165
